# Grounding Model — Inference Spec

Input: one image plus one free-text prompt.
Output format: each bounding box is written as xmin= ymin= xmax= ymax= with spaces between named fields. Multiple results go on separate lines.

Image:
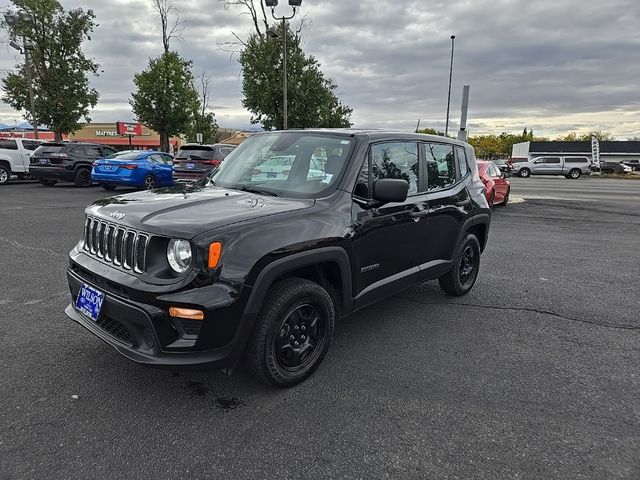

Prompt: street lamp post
xmin=445 ymin=35 xmax=455 ymax=137
xmin=266 ymin=0 xmax=302 ymax=130
xmin=4 ymin=11 xmax=39 ymax=139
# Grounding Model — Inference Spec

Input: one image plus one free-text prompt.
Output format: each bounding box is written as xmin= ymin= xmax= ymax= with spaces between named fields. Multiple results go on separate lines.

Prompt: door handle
xmin=409 ymin=210 xmax=428 ymax=219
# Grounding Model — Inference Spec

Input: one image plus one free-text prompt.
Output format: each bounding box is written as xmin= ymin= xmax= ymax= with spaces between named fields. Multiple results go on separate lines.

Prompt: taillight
xmin=123 ymin=164 xmax=138 ymax=170
xmin=252 ymin=169 xmax=262 ymax=175
xmin=200 ymin=159 xmax=221 ymax=166
xmin=282 ymin=169 xmax=291 ymax=176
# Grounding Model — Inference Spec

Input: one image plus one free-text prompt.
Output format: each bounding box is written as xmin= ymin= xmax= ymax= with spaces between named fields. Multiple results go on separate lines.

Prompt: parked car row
xmin=509 ymin=155 xmax=636 ymax=178
xmin=0 ymin=140 xmax=236 ymax=189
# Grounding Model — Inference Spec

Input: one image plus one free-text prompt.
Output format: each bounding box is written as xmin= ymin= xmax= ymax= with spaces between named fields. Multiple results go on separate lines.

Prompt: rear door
xmin=423 ymin=142 xmax=469 ymax=266
xmin=149 ymin=153 xmax=173 ymax=185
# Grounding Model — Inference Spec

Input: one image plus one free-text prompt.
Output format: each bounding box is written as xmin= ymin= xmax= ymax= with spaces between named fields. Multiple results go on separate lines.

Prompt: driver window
xmin=370 ymin=142 xmax=418 ymax=195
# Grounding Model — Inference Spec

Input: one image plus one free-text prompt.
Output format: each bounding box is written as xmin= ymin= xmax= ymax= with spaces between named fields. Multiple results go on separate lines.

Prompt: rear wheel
xmin=73 ymin=168 xmax=92 ymax=187
xmin=519 ymin=168 xmax=531 ymax=178
xmin=488 ymin=190 xmax=495 ymax=210
xmin=568 ymin=168 xmax=581 ymax=179
xmin=39 ymin=179 xmax=57 ymax=187
xmin=101 ymin=184 xmax=117 ymax=191
xmin=143 ymin=175 xmax=156 ymax=190
xmin=438 ymin=233 xmax=481 ymax=296
xmin=0 ymin=165 xmax=10 ymax=185
xmin=245 ymin=278 xmax=334 ymax=387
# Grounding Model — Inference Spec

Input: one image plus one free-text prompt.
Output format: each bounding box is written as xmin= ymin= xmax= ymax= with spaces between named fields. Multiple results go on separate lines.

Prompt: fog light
xmin=169 ymin=306 xmax=204 ymax=320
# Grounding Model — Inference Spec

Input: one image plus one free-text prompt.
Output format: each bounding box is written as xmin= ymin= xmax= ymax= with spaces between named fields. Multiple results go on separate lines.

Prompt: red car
xmin=477 ymin=160 xmax=511 ymax=207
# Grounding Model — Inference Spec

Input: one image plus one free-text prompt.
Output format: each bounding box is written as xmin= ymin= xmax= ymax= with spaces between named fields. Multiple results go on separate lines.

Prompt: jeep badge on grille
xmin=109 ymin=211 xmax=125 ymax=220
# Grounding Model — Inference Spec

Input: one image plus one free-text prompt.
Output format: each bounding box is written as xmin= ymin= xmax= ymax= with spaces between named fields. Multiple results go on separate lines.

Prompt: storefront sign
xmin=95 ymin=130 xmax=120 ymax=137
xmin=116 ymin=122 xmax=143 ymax=136
xmin=0 ymin=132 xmax=26 ymax=138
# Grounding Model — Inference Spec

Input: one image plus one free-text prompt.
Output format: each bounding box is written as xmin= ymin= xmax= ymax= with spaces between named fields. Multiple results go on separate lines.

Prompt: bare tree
xmin=152 ymin=0 xmax=185 ymax=53
xmin=220 ymin=0 xmax=270 ymax=38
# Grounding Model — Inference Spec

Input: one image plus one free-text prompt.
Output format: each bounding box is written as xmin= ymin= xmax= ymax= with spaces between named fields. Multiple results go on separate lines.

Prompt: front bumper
xmin=65 ymin=266 xmax=255 ymax=368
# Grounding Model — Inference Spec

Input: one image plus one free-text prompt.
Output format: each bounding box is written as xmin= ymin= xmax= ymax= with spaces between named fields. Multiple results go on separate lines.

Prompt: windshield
xmin=208 ymin=132 xmax=354 ymax=198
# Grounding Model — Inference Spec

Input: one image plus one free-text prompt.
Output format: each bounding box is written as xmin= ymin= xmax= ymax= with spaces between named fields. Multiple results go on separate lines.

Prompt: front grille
xmin=96 ymin=315 xmax=133 ymax=345
xmin=83 ymin=217 xmax=150 ymax=273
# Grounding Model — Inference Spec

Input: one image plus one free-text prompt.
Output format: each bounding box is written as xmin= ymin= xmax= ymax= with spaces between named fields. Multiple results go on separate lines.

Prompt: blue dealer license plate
xmin=75 ymin=284 xmax=105 ymax=321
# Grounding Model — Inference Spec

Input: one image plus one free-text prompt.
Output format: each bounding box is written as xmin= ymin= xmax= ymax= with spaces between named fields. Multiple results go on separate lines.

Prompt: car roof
xmin=249 ymin=128 xmax=470 ymax=147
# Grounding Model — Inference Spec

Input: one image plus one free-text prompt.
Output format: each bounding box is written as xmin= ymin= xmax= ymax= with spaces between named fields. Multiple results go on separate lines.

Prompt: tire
xmin=143 ymin=175 xmax=156 ymax=190
xmin=73 ymin=168 xmax=92 ymax=187
xmin=245 ymin=277 xmax=335 ymax=387
xmin=502 ymin=188 xmax=510 ymax=206
xmin=101 ymin=184 xmax=117 ymax=191
xmin=488 ymin=190 xmax=495 ymax=210
xmin=39 ymin=179 xmax=57 ymax=187
xmin=438 ymin=233 xmax=481 ymax=296
xmin=519 ymin=168 xmax=531 ymax=178
xmin=568 ymin=169 xmax=581 ymax=179
xmin=0 ymin=165 xmax=10 ymax=185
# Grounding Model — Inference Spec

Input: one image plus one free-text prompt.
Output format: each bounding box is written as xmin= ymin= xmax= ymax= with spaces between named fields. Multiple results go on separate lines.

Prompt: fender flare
xmin=244 ymin=246 xmax=353 ymax=315
xmin=457 ymin=213 xmax=491 ymax=252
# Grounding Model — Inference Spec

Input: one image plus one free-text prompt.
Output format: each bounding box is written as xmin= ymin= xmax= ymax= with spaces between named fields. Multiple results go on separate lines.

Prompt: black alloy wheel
xmin=438 ymin=233 xmax=481 ymax=296
xmin=143 ymin=175 xmax=156 ymax=190
xmin=39 ymin=179 xmax=57 ymax=187
xmin=275 ymin=303 xmax=326 ymax=372
xmin=245 ymin=278 xmax=334 ymax=387
xmin=74 ymin=168 xmax=92 ymax=187
xmin=0 ymin=165 xmax=10 ymax=185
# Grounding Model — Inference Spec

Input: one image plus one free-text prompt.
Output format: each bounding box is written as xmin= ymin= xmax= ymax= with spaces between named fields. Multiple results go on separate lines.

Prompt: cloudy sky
xmin=1 ymin=0 xmax=640 ymax=138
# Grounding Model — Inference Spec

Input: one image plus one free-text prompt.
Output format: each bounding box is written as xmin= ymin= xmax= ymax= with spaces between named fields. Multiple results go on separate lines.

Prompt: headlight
xmin=167 ymin=239 xmax=192 ymax=273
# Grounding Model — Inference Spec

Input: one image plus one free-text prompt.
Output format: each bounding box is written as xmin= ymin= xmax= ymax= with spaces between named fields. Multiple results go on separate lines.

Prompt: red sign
xmin=116 ymin=122 xmax=142 ymax=136
xmin=0 ymin=132 xmax=25 ymax=138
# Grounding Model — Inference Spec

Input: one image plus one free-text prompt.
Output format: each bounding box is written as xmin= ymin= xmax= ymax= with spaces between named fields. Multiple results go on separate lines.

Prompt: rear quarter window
xmin=565 ymin=157 xmax=589 ymax=163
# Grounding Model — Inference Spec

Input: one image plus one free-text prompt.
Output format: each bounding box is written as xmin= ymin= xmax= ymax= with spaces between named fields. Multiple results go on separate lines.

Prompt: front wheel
xmin=568 ymin=169 xmax=581 ymax=179
xmin=0 ymin=165 xmax=10 ymax=185
xmin=519 ymin=168 xmax=531 ymax=178
xmin=245 ymin=278 xmax=335 ymax=387
xmin=438 ymin=233 xmax=481 ymax=296
xmin=39 ymin=179 xmax=57 ymax=187
xmin=73 ymin=168 xmax=92 ymax=187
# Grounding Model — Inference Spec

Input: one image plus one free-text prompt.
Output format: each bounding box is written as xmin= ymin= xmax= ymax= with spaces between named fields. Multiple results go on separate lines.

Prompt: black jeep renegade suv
xmin=65 ymin=130 xmax=490 ymax=387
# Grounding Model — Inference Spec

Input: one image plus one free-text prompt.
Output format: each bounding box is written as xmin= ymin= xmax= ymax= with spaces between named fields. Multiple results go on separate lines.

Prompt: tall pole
xmin=445 ymin=35 xmax=455 ymax=137
xmin=23 ymin=38 xmax=38 ymax=139
xmin=282 ymin=18 xmax=288 ymax=130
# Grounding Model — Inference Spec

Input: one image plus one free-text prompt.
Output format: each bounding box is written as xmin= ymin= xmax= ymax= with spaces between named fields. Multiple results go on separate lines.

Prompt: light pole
xmin=265 ymin=0 xmax=302 ymax=130
xmin=4 ymin=11 xmax=39 ymax=139
xmin=445 ymin=35 xmax=455 ymax=137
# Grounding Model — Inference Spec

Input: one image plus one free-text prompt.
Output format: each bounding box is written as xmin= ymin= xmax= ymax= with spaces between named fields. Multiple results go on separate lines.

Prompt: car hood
xmin=86 ymin=183 xmax=314 ymax=238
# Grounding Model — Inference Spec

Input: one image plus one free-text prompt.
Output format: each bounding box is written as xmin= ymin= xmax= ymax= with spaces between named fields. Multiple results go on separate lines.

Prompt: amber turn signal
xmin=169 ymin=307 xmax=204 ymax=321
xmin=208 ymin=242 xmax=222 ymax=269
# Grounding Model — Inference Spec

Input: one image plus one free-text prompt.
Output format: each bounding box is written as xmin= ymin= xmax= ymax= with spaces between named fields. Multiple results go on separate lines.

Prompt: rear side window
xmin=83 ymin=145 xmax=103 ymax=158
xmin=425 ymin=143 xmax=456 ymax=190
xmin=370 ymin=142 xmax=419 ymax=195
xmin=0 ymin=139 xmax=18 ymax=150
xmin=22 ymin=140 xmax=41 ymax=151
xmin=456 ymin=147 xmax=469 ymax=177
xmin=219 ymin=147 xmax=233 ymax=157
xmin=565 ymin=157 xmax=588 ymax=163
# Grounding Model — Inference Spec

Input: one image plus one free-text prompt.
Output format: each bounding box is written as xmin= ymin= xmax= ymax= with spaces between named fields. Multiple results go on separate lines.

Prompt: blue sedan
xmin=91 ymin=150 xmax=174 ymax=191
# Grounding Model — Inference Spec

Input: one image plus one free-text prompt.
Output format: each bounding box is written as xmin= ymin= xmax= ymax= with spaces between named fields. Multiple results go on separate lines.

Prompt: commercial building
xmin=512 ymin=141 xmax=640 ymax=163
xmin=69 ymin=123 xmax=181 ymax=153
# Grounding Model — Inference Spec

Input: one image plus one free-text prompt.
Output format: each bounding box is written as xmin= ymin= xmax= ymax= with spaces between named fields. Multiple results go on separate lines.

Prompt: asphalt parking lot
xmin=1 ymin=178 xmax=639 ymax=480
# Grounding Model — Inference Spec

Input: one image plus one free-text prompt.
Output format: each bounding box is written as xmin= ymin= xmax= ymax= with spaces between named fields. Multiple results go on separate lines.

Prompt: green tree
xmin=130 ymin=52 xmax=199 ymax=152
xmin=1 ymin=0 xmax=99 ymax=140
xmin=557 ymin=131 xmax=614 ymax=141
xmin=417 ymin=128 xmax=446 ymax=136
xmin=239 ymin=23 xmax=352 ymax=130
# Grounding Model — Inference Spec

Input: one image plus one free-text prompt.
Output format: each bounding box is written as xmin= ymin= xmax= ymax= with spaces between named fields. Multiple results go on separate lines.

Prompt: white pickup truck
xmin=0 ymin=137 xmax=44 ymax=185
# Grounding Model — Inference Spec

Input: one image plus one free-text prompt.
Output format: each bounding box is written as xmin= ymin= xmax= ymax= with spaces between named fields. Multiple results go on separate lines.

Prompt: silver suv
xmin=512 ymin=156 xmax=591 ymax=179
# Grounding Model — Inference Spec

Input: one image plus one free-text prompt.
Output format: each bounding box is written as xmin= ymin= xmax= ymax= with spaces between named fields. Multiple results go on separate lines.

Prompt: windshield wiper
xmin=238 ymin=185 xmax=278 ymax=196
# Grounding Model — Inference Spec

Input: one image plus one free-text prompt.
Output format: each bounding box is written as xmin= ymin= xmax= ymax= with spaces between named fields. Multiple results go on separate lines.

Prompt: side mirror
xmin=372 ymin=178 xmax=409 ymax=204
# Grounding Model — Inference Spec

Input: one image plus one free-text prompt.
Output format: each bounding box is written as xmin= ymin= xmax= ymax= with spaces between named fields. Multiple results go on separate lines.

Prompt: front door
xmin=533 ymin=156 xmax=562 ymax=174
xmin=351 ymin=141 xmax=429 ymax=308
